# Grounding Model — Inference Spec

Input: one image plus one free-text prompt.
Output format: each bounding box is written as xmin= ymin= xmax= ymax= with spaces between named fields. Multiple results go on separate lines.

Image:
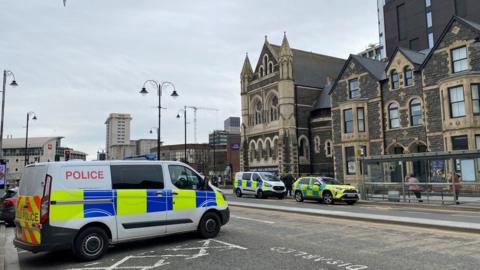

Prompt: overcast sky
xmin=0 ymin=0 xmax=378 ymax=159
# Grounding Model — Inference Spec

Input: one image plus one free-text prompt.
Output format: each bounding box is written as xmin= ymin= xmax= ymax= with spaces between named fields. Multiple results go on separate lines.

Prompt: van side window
xmin=169 ymin=165 xmax=203 ymax=190
xmin=242 ymin=173 xmax=251 ymax=181
xmin=111 ymin=165 xmax=164 ymax=189
xmin=252 ymin=173 xmax=261 ymax=181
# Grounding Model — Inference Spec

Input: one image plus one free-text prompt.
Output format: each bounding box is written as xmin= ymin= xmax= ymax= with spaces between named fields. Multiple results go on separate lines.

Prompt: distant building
xmin=358 ymin=43 xmax=384 ymax=61
xmin=224 ymin=117 xmax=240 ymax=133
xmin=209 ymin=129 xmax=240 ymax=179
xmin=105 ymin=113 xmax=132 ymax=159
xmin=135 ymin=139 xmax=158 ymax=156
xmin=377 ymin=0 xmax=386 ymax=59
xmin=149 ymin=143 xmax=211 ymax=174
xmin=2 ymin=136 xmax=87 ymax=186
xmin=382 ymin=0 xmax=480 ymax=58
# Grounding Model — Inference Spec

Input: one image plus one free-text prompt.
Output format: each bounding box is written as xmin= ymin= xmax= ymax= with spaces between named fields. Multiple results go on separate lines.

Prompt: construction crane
xmin=185 ymin=106 xmax=219 ymax=143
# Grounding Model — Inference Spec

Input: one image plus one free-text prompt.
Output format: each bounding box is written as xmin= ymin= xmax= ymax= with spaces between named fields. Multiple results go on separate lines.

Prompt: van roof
xmin=27 ymin=160 xmax=188 ymax=168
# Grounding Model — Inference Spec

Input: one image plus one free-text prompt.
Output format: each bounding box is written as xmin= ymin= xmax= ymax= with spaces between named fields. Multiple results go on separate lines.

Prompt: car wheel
xmin=256 ymin=190 xmax=264 ymax=199
xmin=346 ymin=201 xmax=356 ymax=205
xmin=198 ymin=212 xmax=221 ymax=239
xmin=323 ymin=191 xmax=334 ymax=205
xmin=73 ymin=227 xmax=108 ymax=261
xmin=295 ymin=191 xmax=304 ymax=202
xmin=235 ymin=188 xmax=242 ymax=197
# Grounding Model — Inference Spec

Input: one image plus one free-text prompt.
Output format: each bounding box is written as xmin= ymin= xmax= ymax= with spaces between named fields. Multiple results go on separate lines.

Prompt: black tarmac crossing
xmin=15 ymin=206 xmax=480 ymax=270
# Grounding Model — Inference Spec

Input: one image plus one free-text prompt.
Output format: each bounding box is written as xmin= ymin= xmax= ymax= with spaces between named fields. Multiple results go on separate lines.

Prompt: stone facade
xmin=330 ymin=16 xmax=480 ymax=185
xmin=240 ymin=34 xmax=344 ymax=176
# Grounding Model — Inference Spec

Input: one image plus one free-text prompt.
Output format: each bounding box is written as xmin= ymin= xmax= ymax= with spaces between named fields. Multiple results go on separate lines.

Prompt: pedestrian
xmin=212 ymin=175 xmax=219 ymax=187
xmin=284 ymin=174 xmax=294 ymax=197
xmin=449 ymin=172 xmax=462 ymax=204
xmin=406 ymin=174 xmax=423 ymax=202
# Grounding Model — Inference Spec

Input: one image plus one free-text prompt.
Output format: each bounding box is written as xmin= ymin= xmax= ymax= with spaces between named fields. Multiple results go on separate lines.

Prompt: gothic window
xmin=263 ymin=55 xmax=269 ymax=75
xmin=298 ymin=137 xmax=309 ymax=159
xmin=314 ymin=136 xmax=321 ymax=154
xmin=255 ymin=100 xmax=263 ymax=125
xmin=389 ymin=103 xmax=400 ymax=128
xmin=257 ymin=141 xmax=263 ymax=161
xmin=410 ymin=99 xmax=423 ymax=126
xmin=324 ymin=140 xmax=333 ymax=157
xmin=268 ymin=62 xmax=274 ymax=74
xmin=272 ymin=139 xmax=278 ymax=160
xmin=259 ymin=67 xmax=264 ymax=77
xmin=249 ymin=142 xmax=256 ymax=162
xmin=270 ymin=95 xmax=279 ymax=121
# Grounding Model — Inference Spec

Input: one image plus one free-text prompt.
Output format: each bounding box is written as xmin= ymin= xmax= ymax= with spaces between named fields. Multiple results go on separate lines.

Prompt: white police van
xmin=14 ymin=160 xmax=229 ymax=261
xmin=233 ymin=171 xmax=286 ymax=199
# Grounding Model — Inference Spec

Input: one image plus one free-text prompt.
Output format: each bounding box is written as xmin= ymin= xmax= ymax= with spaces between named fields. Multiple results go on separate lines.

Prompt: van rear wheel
xmin=73 ymin=227 xmax=108 ymax=261
xmin=198 ymin=212 xmax=221 ymax=238
xmin=235 ymin=188 xmax=242 ymax=197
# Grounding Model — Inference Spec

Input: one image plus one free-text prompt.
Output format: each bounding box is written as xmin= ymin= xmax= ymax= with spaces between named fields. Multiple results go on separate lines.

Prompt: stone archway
xmin=408 ymin=141 xmax=428 ymax=182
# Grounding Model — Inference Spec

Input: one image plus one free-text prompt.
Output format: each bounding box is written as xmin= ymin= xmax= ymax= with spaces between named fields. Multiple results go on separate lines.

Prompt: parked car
xmin=0 ymin=188 xmax=18 ymax=225
xmin=293 ymin=176 xmax=359 ymax=205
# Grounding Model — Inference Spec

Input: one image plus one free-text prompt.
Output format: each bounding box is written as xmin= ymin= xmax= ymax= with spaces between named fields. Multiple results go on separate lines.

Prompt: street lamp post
xmin=176 ymin=106 xmax=187 ymax=163
xmin=0 ymin=70 xmax=18 ymax=160
xmin=24 ymin=112 xmax=37 ymax=166
xmin=139 ymin=80 xmax=179 ymax=161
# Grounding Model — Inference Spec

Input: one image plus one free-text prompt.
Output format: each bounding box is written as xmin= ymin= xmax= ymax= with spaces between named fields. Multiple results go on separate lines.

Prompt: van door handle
xmin=155 ymin=192 xmax=163 ymax=197
xmin=172 ymin=192 xmax=179 ymax=196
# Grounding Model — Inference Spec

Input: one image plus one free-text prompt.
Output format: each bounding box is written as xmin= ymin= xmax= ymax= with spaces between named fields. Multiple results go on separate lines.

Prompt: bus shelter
xmin=360 ymin=150 xmax=480 ymax=205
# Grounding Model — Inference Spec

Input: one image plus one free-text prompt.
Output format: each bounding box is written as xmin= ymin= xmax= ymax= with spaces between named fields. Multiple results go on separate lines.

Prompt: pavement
xmin=8 ymin=207 xmax=480 ymax=270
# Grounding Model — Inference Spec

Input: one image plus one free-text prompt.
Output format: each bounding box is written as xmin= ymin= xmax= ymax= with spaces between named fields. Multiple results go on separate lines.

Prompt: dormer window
xmin=391 ymin=70 xmax=399 ymax=90
xmin=452 ymin=46 xmax=468 ymax=73
xmin=404 ymin=67 xmax=413 ymax=86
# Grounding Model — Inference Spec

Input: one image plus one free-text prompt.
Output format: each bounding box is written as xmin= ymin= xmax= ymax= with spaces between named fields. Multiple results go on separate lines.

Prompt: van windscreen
xmin=19 ymin=165 xmax=48 ymax=196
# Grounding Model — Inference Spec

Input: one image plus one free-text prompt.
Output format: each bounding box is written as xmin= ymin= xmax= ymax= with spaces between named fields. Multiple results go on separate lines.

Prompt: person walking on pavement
xmin=449 ymin=172 xmax=462 ymax=204
xmin=406 ymin=174 xmax=423 ymax=202
xmin=284 ymin=174 xmax=294 ymax=197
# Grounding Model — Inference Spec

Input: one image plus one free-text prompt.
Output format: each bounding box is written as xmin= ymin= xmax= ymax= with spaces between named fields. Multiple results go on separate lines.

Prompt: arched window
xmin=324 ymin=140 xmax=333 ymax=157
xmin=410 ymin=99 xmax=423 ymax=126
xmin=257 ymin=141 xmax=263 ymax=161
xmin=255 ymin=100 xmax=263 ymax=125
xmin=266 ymin=140 xmax=272 ymax=158
xmin=268 ymin=62 xmax=274 ymax=74
xmin=298 ymin=137 xmax=309 ymax=159
xmin=391 ymin=70 xmax=399 ymax=90
xmin=404 ymin=66 xmax=413 ymax=86
xmin=249 ymin=142 xmax=256 ymax=162
xmin=263 ymin=55 xmax=269 ymax=74
xmin=389 ymin=103 xmax=400 ymax=128
xmin=259 ymin=67 xmax=264 ymax=77
xmin=270 ymin=95 xmax=279 ymax=121
xmin=314 ymin=136 xmax=321 ymax=154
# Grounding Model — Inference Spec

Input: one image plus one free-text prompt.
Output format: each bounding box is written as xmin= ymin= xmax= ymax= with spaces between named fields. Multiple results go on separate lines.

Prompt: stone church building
xmin=239 ymin=34 xmax=345 ymax=176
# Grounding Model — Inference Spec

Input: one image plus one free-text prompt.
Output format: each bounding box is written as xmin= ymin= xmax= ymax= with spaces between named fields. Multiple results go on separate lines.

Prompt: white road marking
xmin=231 ymin=215 xmax=275 ymax=224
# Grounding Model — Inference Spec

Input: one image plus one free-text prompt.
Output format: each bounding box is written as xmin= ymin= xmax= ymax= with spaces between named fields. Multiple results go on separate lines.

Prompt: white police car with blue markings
xmin=14 ymin=160 xmax=229 ymax=261
xmin=233 ymin=172 xmax=286 ymax=199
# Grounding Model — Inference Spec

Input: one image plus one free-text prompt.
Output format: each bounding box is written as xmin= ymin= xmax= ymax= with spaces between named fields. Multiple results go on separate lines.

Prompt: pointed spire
xmin=264 ymin=35 xmax=269 ymax=45
xmin=279 ymin=31 xmax=293 ymax=57
xmin=241 ymin=52 xmax=253 ymax=77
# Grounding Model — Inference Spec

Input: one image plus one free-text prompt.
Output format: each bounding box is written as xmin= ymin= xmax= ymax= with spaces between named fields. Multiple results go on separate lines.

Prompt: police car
xmin=14 ymin=160 xmax=229 ymax=261
xmin=233 ymin=172 xmax=286 ymax=199
xmin=293 ymin=176 xmax=358 ymax=205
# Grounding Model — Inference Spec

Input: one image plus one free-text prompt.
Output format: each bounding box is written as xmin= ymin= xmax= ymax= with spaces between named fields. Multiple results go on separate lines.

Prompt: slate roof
xmin=270 ymin=44 xmax=345 ymax=89
xmin=312 ymin=88 xmax=332 ymax=110
xmin=350 ymin=55 xmax=387 ymax=80
xmin=398 ymin=47 xmax=428 ymax=66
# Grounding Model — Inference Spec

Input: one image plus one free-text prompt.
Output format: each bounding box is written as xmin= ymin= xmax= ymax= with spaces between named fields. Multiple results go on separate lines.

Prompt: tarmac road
xmin=14 ymin=206 xmax=480 ymax=270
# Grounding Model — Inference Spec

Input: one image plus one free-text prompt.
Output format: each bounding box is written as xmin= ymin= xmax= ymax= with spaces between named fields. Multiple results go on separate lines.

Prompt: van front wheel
xmin=74 ymin=227 xmax=108 ymax=261
xmin=198 ymin=212 xmax=221 ymax=239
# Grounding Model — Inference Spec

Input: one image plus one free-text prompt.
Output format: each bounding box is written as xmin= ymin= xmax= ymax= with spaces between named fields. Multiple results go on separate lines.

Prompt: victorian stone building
xmin=330 ymin=16 xmax=480 ymax=185
xmin=240 ymin=34 xmax=344 ymax=176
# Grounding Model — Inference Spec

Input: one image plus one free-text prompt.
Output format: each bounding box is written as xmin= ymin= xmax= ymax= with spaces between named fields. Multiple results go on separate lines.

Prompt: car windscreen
xmin=321 ymin=177 xmax=342 ymax=185
xmin=260 ymin=173 xmax=281 ymax=182
xmin=19 ymin=165 xmax=48 ymax=196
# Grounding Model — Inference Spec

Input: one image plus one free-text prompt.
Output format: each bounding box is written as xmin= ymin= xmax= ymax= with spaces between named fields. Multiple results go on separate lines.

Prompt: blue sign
xmin=231 ymin=143 xmax=240 ymax=150
xmin=0 ymin=164 xmax=5 ymax=186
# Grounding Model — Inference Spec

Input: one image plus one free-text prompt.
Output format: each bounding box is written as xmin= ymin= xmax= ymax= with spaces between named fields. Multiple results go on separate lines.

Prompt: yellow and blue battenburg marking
xmin=234 ymin=179 xmax=263 ymax=189
xmin=50 ymin=189 xmax=226 ymax=221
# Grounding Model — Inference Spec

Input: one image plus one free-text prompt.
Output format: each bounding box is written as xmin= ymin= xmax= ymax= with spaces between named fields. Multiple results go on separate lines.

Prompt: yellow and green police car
xmin=293 ymin=176 xmax=358 ymax=205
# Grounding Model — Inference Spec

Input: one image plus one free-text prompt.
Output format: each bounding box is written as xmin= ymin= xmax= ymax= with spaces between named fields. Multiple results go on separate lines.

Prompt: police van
xmin=233 ymin=172 xmax=285 ymax=199
xmin=14 ymin=160 xmax=229 ymax=261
